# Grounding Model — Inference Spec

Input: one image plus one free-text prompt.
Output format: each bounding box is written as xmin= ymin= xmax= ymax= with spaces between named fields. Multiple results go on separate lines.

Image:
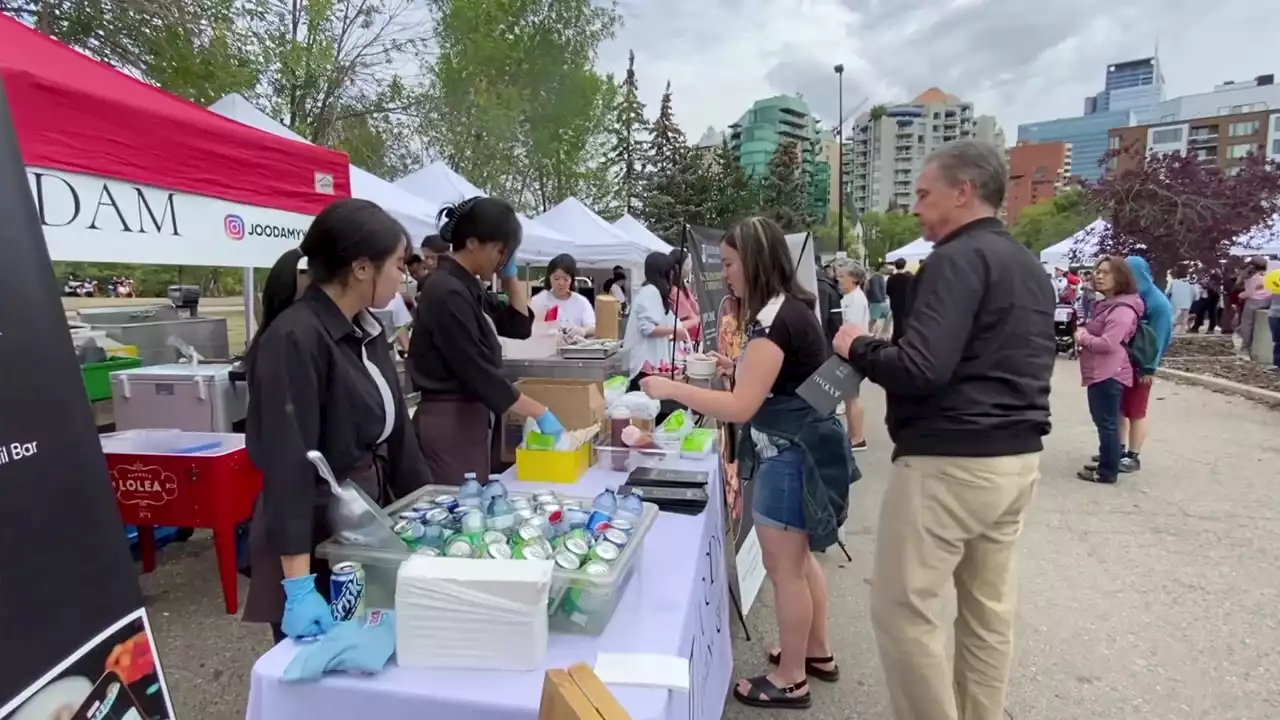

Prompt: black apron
xmin=413 ymin=394 xmax=492 ymax=486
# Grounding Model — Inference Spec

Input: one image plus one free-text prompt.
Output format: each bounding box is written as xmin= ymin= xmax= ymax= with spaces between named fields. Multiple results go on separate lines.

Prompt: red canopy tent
xmin=0 ymin=16 xmax=350 ymax=216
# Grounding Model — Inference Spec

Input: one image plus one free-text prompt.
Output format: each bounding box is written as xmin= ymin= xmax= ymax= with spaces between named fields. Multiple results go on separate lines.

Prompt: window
xmin=1109 ymin=135 xmax=1121 ymax=149
xmin=1228 ymin=143 xmax=1254 ymax=159
xmin=1272 ymin=139 xmax=1280 ymax=155
xmin=1273 ymin=116 xmax=1280 ymax=132
xmin=1151 ymin=127 xmax=1183 ymax=145
xmin=1228 ymin=121 xmax=1260 ymax=137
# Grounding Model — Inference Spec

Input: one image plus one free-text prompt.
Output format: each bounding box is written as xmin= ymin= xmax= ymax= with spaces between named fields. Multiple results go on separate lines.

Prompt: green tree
xmin=639 ymin=81 xmax=692 ymax=238
xmin=422 ymin=0 xmax=621 ymax=211
xmin=606 ymin=50 xmax=650 ymax=217
xmin=812 ymin=214 xmax=857 ymax=255
xmin=1010 ymin=188 xmax=1093 ymax=253
xmin=761 ymin=140 xmax=807 ymax=232
xmin=707 ymin=136 xmax=754 ymax=229
xmin=859 ymin=210 xmax=920 ymax=267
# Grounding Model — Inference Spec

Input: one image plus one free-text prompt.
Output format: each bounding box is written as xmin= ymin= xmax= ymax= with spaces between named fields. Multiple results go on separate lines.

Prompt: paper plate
xmin=1264 ymin=268 xmax=1280 ymax=294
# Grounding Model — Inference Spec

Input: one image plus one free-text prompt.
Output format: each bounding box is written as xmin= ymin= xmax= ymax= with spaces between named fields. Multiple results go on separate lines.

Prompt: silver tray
xmin=558 ymin=342 xmax=619 ymax=360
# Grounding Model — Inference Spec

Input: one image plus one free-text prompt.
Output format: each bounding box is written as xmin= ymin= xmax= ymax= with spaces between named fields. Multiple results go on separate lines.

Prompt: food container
xmin=594 ymin=444 xmax=682 ymax=471
xmin=316 ymin=486 xmax=658 ymax=635
xmin=685 ymin=353 xmax=717 ymax=379
xmin=515 ymin=442 xmax=593 ymax=484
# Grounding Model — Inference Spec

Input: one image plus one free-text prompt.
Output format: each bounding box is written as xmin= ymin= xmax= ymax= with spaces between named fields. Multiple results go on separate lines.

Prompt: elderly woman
xmin=833 ymin=258 xmax=869 ymax=452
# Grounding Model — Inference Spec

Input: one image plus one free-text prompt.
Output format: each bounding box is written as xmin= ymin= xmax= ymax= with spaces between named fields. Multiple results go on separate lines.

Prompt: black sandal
xmin=766 ymin=650 xmax=840 ymax=682
xmin=1076 ymin=468 xmax=1117 ymax=484
xmin=732 ymin=675 xmax=811 ymax=709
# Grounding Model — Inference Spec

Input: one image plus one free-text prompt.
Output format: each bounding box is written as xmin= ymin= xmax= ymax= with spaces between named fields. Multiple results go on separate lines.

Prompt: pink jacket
xmin=670 ymin=286 xmax=701 ymax=342
xmin=1078 ymin=293 xmax=1144 ymax=387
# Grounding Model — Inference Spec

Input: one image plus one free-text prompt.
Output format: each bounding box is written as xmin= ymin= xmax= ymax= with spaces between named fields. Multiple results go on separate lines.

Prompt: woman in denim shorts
xmin=642 ymin=217 xmax=858 ymax=710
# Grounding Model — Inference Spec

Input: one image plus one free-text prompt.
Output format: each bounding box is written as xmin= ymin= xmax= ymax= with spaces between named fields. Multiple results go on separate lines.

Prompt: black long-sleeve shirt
xmin=408 ymin=255 xmax=533 ymax=413
xmin=846 ymin=218 xmax=1056 ymax=460
xmin=245 ymin=285 xmax=430 ymax=556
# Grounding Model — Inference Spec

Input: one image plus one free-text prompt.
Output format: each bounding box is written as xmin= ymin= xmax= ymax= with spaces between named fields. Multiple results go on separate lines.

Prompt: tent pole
xmin=243 ymin=267 xmax=255 ymax=351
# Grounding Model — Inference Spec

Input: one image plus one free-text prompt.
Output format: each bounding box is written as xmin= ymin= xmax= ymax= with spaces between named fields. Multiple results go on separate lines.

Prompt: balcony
xmin=1187 ymin=134 xmax=1218 ymax=147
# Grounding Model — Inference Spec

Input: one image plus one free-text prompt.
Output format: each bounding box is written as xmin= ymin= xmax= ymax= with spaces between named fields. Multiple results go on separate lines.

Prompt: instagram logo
xmin=224 ymin=214 xmax=245 ymax=240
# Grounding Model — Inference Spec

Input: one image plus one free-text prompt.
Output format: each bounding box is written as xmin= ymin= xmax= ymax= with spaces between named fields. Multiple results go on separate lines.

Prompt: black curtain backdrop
xmin=0 ymin=81 xmax=146 ymax=708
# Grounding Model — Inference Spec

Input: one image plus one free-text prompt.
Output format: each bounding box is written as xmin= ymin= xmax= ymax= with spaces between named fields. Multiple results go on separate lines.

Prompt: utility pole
xmin=834 ymin=63 xmax=845 ymax=253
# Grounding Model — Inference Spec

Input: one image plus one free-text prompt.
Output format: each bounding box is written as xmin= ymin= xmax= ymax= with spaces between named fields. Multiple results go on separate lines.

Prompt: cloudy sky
xmin=598 ymin=0 xmax=1276 ymax=142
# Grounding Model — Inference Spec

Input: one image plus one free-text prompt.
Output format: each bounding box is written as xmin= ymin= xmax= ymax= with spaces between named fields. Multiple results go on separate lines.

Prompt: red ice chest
xmin=100 ymin=430 xmax=262 ymax=614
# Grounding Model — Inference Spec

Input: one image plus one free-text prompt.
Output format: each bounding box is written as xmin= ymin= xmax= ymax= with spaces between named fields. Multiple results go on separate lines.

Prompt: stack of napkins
xmin=395 ymin=555 xmax=553 ymax=671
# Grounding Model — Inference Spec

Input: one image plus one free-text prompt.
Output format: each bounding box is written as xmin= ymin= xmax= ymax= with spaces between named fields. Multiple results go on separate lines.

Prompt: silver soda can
xmin=397 ymin=510 xmax=423 ymax=523
xmin=423 ymin=507 xmax=452 ymax=526
xmin=521 ymin=543 xmax=550 ymax=561
xmin=583 ymin=560 xmax=610 ymax=576
xmin=415 ymin=546 xmax=441 ymax=557
xmin=411 ymin=502 xmax=436 ymax=515
xmin=434 ymin=494 xmax=459 ymax=512
xmin=554 ymin=550 xmax=581 ymax=570
xmin=563 ymin=536 xmax=590 ymax=558
xmin=608 ymin=518 xmax=634 ymax=535
xmin=482 ymin=530 xmax=508 ymax=546
xmin=602 ymin=527 xmax=628 ymax=548
xmin=486 ymin=542 xmax=513 ymax=560
xmin=445 ymin=538 xmax=475 ymax=558
xmin=590 ymin=540 xmax=620 ymax=563
xmin=517 ymin=524 xmax=544 ymax=543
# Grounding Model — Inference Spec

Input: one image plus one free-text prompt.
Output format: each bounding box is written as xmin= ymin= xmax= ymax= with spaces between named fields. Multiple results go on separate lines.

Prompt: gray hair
xmin=925 ymin=139 xmax=1007 ymax=210
xmin=831 ymin=258 xmax=867 ymax=286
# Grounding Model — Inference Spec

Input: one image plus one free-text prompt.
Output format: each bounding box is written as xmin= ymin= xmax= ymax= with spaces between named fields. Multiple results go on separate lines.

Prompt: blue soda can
xmin=329 ymin=561 xmax=366 ymax=621
xmin=586 ymin=510 xmax=612 ymax=535
xmin=433 ymin=494 xmax=459 ymax=512
xmin=397 ymin=510 xmax=424 ymax=523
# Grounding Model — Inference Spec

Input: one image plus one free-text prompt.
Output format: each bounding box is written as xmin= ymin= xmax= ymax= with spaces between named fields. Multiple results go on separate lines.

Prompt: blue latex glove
xmin=281 ymin=575 xmax=335 ymax=639
xmin=283 ymin=610 xmax=397 ymax=682
xmin=535 ymin=409 xmax=564 ymax=438
xmin=502 ymin=257 xmax=519 ymax=278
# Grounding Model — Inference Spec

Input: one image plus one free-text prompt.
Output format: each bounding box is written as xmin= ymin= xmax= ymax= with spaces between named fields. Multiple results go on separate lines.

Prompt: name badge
xmin=797 ymin=356 xmax=864 ymax=416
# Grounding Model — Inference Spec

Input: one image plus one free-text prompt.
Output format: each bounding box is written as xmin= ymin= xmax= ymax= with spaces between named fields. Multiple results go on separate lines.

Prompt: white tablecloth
xmin=246 ymin=456 xmax=733 ymax=720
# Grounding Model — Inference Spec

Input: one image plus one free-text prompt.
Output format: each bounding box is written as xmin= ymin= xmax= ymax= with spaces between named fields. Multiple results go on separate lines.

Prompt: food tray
xmin=557 ymin=341 xmax=619 ymax=360
xmin=595 ymin=444 xmax=683 ymax=472
xmin=316 ymin=485 xmax=658 ymax=635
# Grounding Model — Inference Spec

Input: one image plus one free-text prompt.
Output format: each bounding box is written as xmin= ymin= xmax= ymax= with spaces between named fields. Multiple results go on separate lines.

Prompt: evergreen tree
xmin=640 ymin=81 xmax=691 ymax=239
xmin=709 ymin=136 xmax=754 ymax=228
xmin=606 ymin=50 xmax=650 ymax=217
xmin=761 ymin=140 xmax=808 ymax=232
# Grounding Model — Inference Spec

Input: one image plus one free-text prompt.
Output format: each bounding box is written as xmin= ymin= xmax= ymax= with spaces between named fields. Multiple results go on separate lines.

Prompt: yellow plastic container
xmin=515 ymin=442 xmax=592 ymax=484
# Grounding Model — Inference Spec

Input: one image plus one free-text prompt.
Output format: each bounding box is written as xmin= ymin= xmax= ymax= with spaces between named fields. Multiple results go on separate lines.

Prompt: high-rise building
xmin=843 ymin=88 xmax=1004 ymax=214
xmin=729 ymin=95 xmax=829 ymax=224
xmin=817 ymin=132 xmax=842 ymax=223
xmin=1107 ymin=108 xmax=1280 ymax=174
xmin=1134 ymin=74 xmax=1279 ymax=125
xmin=1085 ymin=56 xmax=1165 ymax=116
xmin=1017 ymin=110 xmax=1134 ymax=182
xmin=1005 ymin=141 xmax=1073 ymax=226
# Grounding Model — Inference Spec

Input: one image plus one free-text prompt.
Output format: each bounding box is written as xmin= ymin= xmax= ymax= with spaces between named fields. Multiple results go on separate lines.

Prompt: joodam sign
xmin=26 ymin=167 xmax=314 ymax=268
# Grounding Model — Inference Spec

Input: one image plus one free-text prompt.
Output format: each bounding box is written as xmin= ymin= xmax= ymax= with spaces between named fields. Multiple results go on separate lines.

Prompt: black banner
xmin=0 ymin=83 xmax=164 ymax=715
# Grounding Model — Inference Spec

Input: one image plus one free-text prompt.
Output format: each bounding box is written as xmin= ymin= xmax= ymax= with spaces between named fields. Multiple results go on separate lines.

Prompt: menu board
xmin=0 ymin=84 xmax=174 ymax=718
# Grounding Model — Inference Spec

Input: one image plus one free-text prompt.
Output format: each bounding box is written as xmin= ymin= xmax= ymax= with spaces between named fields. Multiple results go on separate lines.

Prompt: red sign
xmin=109 ymin=462 xmax=179 ymax=508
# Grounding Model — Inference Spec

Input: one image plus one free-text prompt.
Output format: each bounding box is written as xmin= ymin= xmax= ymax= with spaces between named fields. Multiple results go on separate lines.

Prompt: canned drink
xmin=535 ymin=537 xmax=555 ymax=558
xmin=602 ymin=528 xmax=628 ymax=548
xmin=583 ymin=560 xmax=610 ymax=575
xmin=329 ymin=562 xmax=365 ymax=621
xmin=411 ymin=501 xmax=437 ymax=515
xmin=485 ymin=542 xmax=513 ymax=560
xmin=445 ymin=538 xmax=475 ymax=558
xmin=423 ymin=507 xmax=452 ymax=526
xmin=566 ymin=528 xmax=591 ymax=544
xmin=482 ymin=530 xmax=508 ymax=546
xmin=515 ymin=507 xmax=536 ymax=521
xmin=562 ymin=536 xmax=590 ymax=558
xmin=523 ymin=514 xmax=550 ymax=536
xmin=608 ymin=518 xmax=634 ymax=535
xmin=554 ymin=549 xmax=581 ymax=570
xmin=518 ymin=543 xmax=550 ymax=561
xmin=434 ymin=494 xmax=459 ymax=512
xmin=590 ymin=540 xmax=620 ymax=563
xmin=397 ymin=510 xmax=423 ymax=522
xmin=586 ymin=511 xmax=611 ymax=534
xmin=516 ymin=524 xmax=544 ymax=542
xmin=393 ymin=519 xmax=425 ymax=546
xmin=415 ymin=546 xmax=441 ymax=557
xmin=538 ymin=502 xmax=562 ymax=517
xmin=563 ymin=507 xmax=590 ymax=529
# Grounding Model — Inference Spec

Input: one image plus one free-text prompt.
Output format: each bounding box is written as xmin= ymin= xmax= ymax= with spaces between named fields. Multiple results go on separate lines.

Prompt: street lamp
xmin=834 ymin=63 xmax=845 ymax=253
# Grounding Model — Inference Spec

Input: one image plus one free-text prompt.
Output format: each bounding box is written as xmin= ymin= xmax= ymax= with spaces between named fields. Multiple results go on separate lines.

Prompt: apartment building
xmin=1085 ymin=56 xmax=1165 ymax=116
xmin=1108 ymin=108 xmax=1280 ymax=174
xmin=1134 ymin=74 xmax=1279 ymax=125
xmin=1005 ymin=142 xmax=1074 ymax=225
xmin=729 ymin=95 xmax=830 ymax=223
xmin=844 ymin=88 xmax=1004 ymax=214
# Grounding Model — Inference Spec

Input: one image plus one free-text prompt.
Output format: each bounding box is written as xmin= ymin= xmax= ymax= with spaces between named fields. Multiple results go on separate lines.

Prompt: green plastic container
xmin=81 ymin=357 xmax=143 ymax=402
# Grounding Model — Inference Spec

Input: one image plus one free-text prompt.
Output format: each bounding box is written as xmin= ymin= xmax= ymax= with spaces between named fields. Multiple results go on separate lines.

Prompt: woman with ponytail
xmin=242 ymin=198 xmax=430 ymax=643
xmin=408 ymin=196 xmax=564 ymax=484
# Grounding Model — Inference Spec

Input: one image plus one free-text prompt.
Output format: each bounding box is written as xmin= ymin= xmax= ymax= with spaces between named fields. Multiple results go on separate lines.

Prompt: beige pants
xmin=870 ymin=453 xmax=1040 ymax=720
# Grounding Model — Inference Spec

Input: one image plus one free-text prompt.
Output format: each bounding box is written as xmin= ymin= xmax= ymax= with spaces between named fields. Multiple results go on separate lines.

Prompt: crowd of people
xmin=230 ymin=131 xmax=1275 ymax=719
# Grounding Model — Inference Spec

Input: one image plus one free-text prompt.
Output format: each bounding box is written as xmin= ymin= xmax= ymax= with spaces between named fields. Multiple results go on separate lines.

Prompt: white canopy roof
xmin=886 ymin=237 xmax=933 ymax=262
xmin=1038 ymin=219 xmax=1108 ymax=267
xmin=1231 ymin=214 xmax=1280 ymax=256
xmin=613 ymin=214 xmax=672 ymax=253
xmin=208 ymin=94 xmax=439 ymax=244
xmin=393 ymin=161 xmax=574 ymax=263
xmin=534 ymin=197 xmax=652 ymax=266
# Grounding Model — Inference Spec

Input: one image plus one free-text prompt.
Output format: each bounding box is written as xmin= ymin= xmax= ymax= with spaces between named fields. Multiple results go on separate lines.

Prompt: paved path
xmin=135 ymin=360 xmax=1280 ymax=719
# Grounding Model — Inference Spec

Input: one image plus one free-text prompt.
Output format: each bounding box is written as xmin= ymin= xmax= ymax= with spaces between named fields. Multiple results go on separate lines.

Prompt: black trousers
xmin=1190 ymin=298 xmax=1220 ymax=332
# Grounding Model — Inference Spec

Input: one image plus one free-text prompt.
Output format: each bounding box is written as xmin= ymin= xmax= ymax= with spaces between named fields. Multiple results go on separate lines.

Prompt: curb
xmin=1156 ymin=367 xmax=1280 ymax=408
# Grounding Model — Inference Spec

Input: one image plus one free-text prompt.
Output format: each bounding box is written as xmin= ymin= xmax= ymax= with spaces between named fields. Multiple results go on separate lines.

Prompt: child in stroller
xmin=1054 ymin=303 xmax=1079 ymax=358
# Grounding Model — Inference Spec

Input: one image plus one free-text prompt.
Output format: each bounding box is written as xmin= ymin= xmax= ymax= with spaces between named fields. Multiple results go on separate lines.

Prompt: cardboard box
xmin=595 ymin=295 xmax=620 ymax=340
xmin=538 ymin=664 xmax=630 ymax=720
xmin=500 ymin=379 xmax=606 ymax=464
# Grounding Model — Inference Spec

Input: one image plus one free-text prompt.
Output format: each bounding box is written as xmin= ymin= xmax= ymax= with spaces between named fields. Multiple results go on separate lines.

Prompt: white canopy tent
xmin=394 ymin=161 xmax=574 ymax=263
xmin=886 ymin=237 xmax=932 ymax=262
xmin=1231 ymin=214 xmax=1280 ymax=256
xmin=1038 ymin=218 xmax=1108 ymax=268
xmin=613 ymin=214 xmax=672 ymax=253
xmin=533 ymin=197 xmax=653 ymax=266
xmin=209 ymin=94 xmax=440 ymax=242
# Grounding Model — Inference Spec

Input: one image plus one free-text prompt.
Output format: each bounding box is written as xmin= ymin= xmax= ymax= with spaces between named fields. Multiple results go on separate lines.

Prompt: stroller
xmin=1054 ymin=303 xmax=1079 ymax=359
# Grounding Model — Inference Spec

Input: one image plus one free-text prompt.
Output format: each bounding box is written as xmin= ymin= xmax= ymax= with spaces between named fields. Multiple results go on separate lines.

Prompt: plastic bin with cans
xmin=316 ymin=484 xmax=657 ymax=635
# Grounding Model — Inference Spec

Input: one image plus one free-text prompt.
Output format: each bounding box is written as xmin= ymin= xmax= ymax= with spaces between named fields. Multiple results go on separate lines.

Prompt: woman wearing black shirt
xmin=242 ymin=199 xmax=430 ymax=642
xmin=642 ymin=217 xmax=856 ymax=709
xmin=409 ymin=197 xmax=563 ymax=484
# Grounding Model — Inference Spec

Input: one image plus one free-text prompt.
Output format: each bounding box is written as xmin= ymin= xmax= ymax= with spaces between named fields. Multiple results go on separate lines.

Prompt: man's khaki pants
xmin=870 ymin=453 xmax=1040 ymax=720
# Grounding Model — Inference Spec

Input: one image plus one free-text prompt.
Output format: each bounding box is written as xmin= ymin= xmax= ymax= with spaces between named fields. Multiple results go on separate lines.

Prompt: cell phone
xmin=69 ymin=671 xmax=149 ymax=720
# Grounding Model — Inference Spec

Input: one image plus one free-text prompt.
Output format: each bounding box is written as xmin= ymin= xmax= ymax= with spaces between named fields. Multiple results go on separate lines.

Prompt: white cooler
xmin=110 ymin=363 xmax=249 ymax=432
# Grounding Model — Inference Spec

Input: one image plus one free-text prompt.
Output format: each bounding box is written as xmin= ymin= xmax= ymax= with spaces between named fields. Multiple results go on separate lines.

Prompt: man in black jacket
xmin=816 ymin=261 xmax=844 ymax=343
xmin=883 ymin=257 xmax=913 ymax=342
xmin=833 ymin=139 xmax=1056 ymax=720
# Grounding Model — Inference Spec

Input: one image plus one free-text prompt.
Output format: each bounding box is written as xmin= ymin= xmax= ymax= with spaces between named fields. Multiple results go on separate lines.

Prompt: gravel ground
xmin=133 ymin=360 xmax=1280 ymax=719
xmin=1163 ymin=357 xmax=1280 ymax=393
